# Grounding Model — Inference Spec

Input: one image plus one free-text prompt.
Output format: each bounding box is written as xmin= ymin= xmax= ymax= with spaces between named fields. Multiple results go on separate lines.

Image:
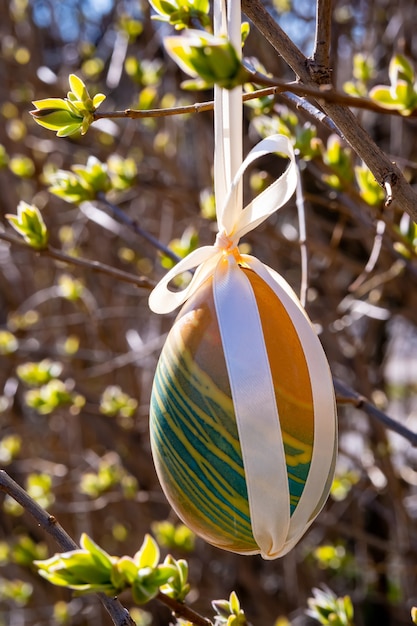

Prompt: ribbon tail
xmin=244 ymin=254 xmax=337 ymax=553
xmin=213 ymin=255 xmax=290 ymax=557
xmin=148 ymin=246 xmax=221 ymax=314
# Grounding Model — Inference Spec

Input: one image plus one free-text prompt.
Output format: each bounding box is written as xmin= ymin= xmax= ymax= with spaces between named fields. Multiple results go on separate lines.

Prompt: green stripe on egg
xmin=151 ymin=325 xmax=256 ymax=552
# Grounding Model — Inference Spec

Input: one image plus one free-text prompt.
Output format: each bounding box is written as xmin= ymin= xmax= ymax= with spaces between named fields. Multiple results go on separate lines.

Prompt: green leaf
xmin=93 ymin=93 xmax=106 ymax=107
xmin=35 ymin=537 xmax=121 ymax=595
xmin=241 ymin=22 xmax=250 ymax=45
xmin=56 ymin=123 xmax=83 ymax=137
xmin=0 ymin=330 xmax=18 ymax=356
xmin=17 ymin=359 xmax=63 ymax=387
xmin=394 ymin=80 xmax=415 ymax=106
xmin=158 ymin=556 xmax=190 ymax=601
xmin=80 ymin=534 xmax=114 ymax=572
xmin=6 ymin=202 xmax=49 ymax=250
xmin=164 ymin=31 xmax=250 ymax=90
xmin=47 ymin=156 xmax=111 ymax=204
xmin=31 ymin=97 xmax=74 ymax=111
xmin=149 ymin=0 xmax=177 ymax=17
xmin=307 ymin=586 xmax=354 ymax=626
xmin=229 ymin=591 xmax=240 ymax=615
xmin=133 ymin=534 xmax=160 ymax=569
xmin=112 ymin=556 xmax=138 ymax=586
xmin=68 ymin=74 xmax=89 ymax=101
xmin=389 ymin=53 xmax=415 ymax=86
xmin=31 ymin=75 xmax=106 ymax=137
xmin=149 ymin=0 xmax=210 ymax=28
xmin=131 ymin=578 xmax=160 ymax=605
xmin=369 ymin=85 xmax=399 ymax=108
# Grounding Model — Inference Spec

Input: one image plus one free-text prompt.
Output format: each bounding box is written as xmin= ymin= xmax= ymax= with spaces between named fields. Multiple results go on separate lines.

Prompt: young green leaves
xmin=31 ymin=74 xmax=106 ymax=137
xmin=35 ymin=534 xmax=190 ymax=605
xmin=164 ymin=31 xmax=250 ymax=90
xmin=6 ymin=201 xmax=49 ymax=250
xmin=370 ymin=54 xmax=417 ymax=115
xmin=149 ymin=0 xmax=210 ymax=30
xmin=307 ymin=586 xmax=354 ymax=626
xmin=212 ymin=591 xmax=247 ymax=626
xmin=47 ymin=155 xmax=137 ymax=204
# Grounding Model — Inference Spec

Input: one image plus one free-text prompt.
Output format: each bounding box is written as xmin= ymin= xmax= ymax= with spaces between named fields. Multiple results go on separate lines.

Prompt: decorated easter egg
xmin=150 ymin=257 xmax=337 ymax=558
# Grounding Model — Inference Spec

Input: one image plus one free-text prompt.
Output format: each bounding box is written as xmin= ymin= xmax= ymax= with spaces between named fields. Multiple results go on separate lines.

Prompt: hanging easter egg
xmin=150 ymin=253 xmax=337 ymax=559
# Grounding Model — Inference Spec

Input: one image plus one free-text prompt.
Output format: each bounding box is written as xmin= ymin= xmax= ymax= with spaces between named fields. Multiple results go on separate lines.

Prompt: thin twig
xmin=281 ymin=91 xmax=340 ymax=133
xmin=241 ymin=0 xmax=417 ymax=220
xmin=247 ymin=72 xmax=399 ymax=113
xmin=348 ymin=219 xmax=386 ymax=292
xmin=156 ymin=591 xmax=212 ymax=626
xmin=334 ymin=378 xmax=417 ymax=446
xmin=0 ymin=470 xmax=136 ymax=626
xmin=94 ymin=82 xmax=410 ymax=122
xmin=0 ymin=231 xmax=154 ymax=290
xmin=96 ymin=193 xmax=181 ymax=264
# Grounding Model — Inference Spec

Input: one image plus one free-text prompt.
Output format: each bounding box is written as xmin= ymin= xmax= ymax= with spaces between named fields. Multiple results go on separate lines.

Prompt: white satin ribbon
xmin=148 ymin=0 xmax=314 ymax=559
xmin=212 ymin=254 xmax=290 ymax=556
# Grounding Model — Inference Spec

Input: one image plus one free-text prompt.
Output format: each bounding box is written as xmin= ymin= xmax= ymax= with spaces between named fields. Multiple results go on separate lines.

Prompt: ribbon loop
xmin=149 ymin=134 xmax=297 ymax=315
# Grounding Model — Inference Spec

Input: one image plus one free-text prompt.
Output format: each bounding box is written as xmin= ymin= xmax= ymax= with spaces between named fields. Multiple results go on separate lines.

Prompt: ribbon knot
xmin=215 ymin=230 xmax=239 ymax=254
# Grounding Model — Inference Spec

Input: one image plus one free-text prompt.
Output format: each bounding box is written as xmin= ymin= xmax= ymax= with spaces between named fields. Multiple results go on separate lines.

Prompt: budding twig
xmin=0 ymin=470 xmax=136 ymax=626
xmin=0 ymin=231 xmax=154 ymax=290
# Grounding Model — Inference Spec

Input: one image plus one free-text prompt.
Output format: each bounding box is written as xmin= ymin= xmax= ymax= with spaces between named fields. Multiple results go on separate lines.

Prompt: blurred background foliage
xmin=1 ymin=0 xmax=417 ymax=625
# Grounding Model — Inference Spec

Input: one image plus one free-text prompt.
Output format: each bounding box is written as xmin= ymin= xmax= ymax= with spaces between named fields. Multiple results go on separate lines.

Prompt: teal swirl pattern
xmin=150 ymin=266 xmax=321 ymax=553
xmin=151 ymin=326 xmax=314 ymax=553
xmin=150 ymin=325 xmax=258 ymax=552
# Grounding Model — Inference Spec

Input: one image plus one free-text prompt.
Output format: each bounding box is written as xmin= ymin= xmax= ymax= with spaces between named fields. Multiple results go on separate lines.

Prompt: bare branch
xmin=96 ymin=193 xmax=181 ymax=264
xmin=246 ymin=72 xmax=403 ymax=115
xmin=96 ymin=83 xmax=417 ymax=123
xmin=334 ymin=379 xmax=417 ymax=446
xmin=0 ymin=231 xmax=155 ymax=290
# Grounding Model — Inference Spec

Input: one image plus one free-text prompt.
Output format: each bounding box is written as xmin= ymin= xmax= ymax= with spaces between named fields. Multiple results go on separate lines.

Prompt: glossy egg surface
xmin=150 ymin=267 xmax=315 ymax=554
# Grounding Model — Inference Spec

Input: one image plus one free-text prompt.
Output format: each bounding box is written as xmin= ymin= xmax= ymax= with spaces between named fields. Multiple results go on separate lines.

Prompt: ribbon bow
xmin=149 ymin=134 xmax=298 ymax=315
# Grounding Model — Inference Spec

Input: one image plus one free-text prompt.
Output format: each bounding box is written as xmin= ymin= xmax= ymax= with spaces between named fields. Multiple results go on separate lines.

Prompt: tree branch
xmin=96 ymin=193 xmax=181 ymax=264
xmin=107 ymin=81 xmax=381 ymax=122
xmin=0 ymin=470 xmax=136 ymax=626
xmin=0 ymin=231 xmax=155 ymax=290
xmin=0 ymin=471 xmax=214 ymax=626
xmin=156 ymin=591 xmax=212 ymax=626
xmin=246 ymin=72 xmax=402 ymax=115
xmin=334 ymin=379 xmax=417 ymax=446
xmin=241 ymin=0 xmax=417 ymax=220
xmin=95 ymin=84 xmax=417 ymax=121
